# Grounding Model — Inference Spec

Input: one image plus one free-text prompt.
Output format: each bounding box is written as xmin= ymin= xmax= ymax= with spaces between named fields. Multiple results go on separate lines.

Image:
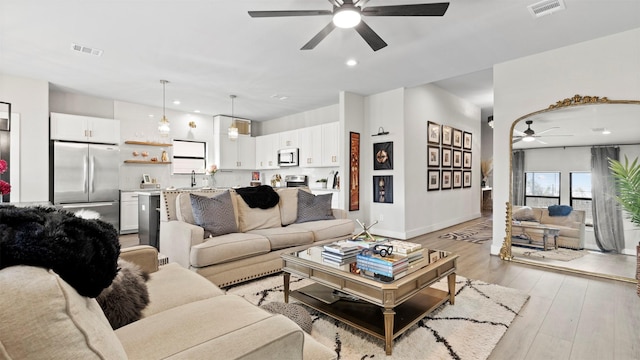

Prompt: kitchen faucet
xmin=191 ymin=170 xmax=196 ymax=187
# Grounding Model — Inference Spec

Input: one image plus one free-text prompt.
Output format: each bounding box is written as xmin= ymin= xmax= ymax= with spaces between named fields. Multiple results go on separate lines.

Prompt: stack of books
xmin=356 ymin=252 xmax=409 ymax=281
xmin=322 ymin=241 xmax=360 ymax=266
xmin=385 ymin=240 xmax=424 ymax=265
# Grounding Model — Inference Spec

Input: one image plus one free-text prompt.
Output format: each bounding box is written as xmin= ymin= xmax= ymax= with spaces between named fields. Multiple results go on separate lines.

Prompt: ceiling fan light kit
xmin=248 ymin=1 xmax=449 ymax=51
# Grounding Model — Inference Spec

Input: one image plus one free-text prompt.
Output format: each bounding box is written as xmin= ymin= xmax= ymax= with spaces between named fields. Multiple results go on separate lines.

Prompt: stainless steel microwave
xmin=277 ymin=148 xmax=299 ymax=167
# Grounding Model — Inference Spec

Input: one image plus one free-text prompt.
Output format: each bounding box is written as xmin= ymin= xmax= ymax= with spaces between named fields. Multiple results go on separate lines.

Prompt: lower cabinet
xmin=120 ymin=191 xmax=139 ymax=234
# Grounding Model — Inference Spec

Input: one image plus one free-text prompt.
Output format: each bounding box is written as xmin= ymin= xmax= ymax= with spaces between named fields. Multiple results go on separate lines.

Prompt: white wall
xmin=257 ymin=104 xmax=339 ymax=135
xmin=492 ymin=27 xmax=640 ymax=255
xmin=0 ymin=73 xmax=49 ymax=202
xmin=341 ymin=91 xmax=365 ymax=222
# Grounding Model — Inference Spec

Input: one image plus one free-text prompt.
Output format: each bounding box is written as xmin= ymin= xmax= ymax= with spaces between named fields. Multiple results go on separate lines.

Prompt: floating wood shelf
xmin=124 ymin=160 xmax=172 ymax=164
xmin=124 ymin=141 xmax=172 ymax=147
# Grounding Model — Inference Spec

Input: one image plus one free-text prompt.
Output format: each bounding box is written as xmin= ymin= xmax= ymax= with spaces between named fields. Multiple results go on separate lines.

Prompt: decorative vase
xmin=208 ymin=175 xmax=216 ymax=188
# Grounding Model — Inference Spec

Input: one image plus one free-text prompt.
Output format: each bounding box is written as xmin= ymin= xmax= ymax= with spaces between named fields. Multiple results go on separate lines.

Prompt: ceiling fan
xmin=248 ymin=0 xmax=450 ymax=51
xmin=513 ymin=120 xmax=572 ymax=144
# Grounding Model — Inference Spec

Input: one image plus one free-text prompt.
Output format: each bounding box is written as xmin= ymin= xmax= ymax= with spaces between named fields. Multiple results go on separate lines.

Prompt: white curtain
xmin=591 ymin=146 xmax=625 ymax=253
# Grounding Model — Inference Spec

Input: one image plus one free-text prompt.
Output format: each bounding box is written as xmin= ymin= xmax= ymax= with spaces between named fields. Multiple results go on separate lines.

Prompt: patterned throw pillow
xmin=513 ymin=206 xmax=538 ymax=221
xmin=190 ymin=192 xmax=238 ymax=237
xmin=295 ymin=191 xmax=334 ymax=224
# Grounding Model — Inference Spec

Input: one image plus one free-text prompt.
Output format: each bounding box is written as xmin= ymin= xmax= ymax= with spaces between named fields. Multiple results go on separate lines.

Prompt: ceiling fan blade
xmin=249 ymin=10 xmax=332 ymax=18
xmin=535 ymin=126 xmax=560 ymax=135
xmin=354 ymin=20 xmax=387 ymax=51
xmin=513 ymin=129 xmax=526 ymax=136
xmin=536 ymin=139 xmax=548 ymax=145
xmin=301 ymin=22 xmax=336 ymax=50
xmin=362 ymin=3 xmax=449 ymax=17
xmin=512 ymin=137 xmax=523 ymax=144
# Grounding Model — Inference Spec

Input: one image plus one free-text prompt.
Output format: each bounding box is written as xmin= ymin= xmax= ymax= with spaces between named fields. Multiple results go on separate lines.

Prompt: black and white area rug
xmin=439 ymin=220 xmax=493 ymax=244
xmin=226 ymin=274 xmax=529 ymax=360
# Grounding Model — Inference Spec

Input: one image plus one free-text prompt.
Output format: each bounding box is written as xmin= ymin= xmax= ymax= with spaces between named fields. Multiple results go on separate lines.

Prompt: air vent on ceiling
xmin=527 ymin=0 xmax=565 ymax=18
xmin=71 ymin=43 xmax=103 ymax=56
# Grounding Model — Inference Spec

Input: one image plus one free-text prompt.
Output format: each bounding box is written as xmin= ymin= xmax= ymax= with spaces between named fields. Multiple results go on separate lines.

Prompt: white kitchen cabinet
xmin=298 ymin=125 xmax=322 ymax=168
xmin=120 ymin=191 xmax=139 ymax=234
xmin=255 ymin=133 xmax=279 ymax=169
xmin=217 ymin=135 xmax=256 ymax=170
xmin=51 ymin=112 xmax=120 ymax=144
xmin=321 ymin=122 xmax=339 ymax=166
xmin=279 ymin=130 xmax=299 ymax=149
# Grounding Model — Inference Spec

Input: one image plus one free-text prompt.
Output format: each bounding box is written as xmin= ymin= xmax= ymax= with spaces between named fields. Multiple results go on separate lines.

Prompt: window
xmin=570 ymin=172 xmax=593 ymax=224
xmin=524 ymin=172 xmax=560 ymax=207
xmin=172 ymin=140 xmax=206 ymax=174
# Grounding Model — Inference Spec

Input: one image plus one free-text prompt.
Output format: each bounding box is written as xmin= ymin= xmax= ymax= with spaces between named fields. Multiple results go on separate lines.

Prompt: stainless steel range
xmin=284 ymin=175 xmax=308 ymax=187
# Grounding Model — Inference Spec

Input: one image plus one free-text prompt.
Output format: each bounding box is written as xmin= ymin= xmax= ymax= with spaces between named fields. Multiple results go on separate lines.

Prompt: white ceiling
xmin=1 ymin=1 xmax=639 ymax=121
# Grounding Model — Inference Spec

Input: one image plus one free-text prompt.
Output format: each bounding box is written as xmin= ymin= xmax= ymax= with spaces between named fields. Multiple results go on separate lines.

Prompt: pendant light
xmin=228 ymin=95 xmax=238 ymax=141
xmin=158 ymin=80 xmax=170 ymax=137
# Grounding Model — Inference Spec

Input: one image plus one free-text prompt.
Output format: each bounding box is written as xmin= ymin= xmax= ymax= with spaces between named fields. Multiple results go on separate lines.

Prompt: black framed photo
xmin=427 ymin=121 xmax=440 ymax=145
xmin=453 ymin=149 xmax=462 ymax=168
xmin=453 ymin=170 xmax=462 ymax=188
xmin=441 ymin=147 xmax=452 ymax=167
xmin=463 ymin=151 xmax=472 ymax=169
xmin=442 ymin=125 xmax=453 ymax=146
xmin=427 ymin=146 xmax=440 ymax=167
xmin=452 ymin=128 xmax=463 ymax=148
xmin=463 ymin=171 xmax=472 ymax=188
xmin=427 ymin=170 xmax=440 ymax=191
xmin=373 ymin=142 xmax=393 ymax=170
xmin=373 ymin=176 xmax=393 ymax=203
xmin=441 ymin=170 xmax=452 ymax=190
xmin=463 ymin=131 xmax=472 ymax=150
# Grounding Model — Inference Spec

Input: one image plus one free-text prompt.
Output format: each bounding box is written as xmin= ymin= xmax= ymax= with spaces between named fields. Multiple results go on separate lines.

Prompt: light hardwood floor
xmin=119 ymin=217 xmax=640 ymax=359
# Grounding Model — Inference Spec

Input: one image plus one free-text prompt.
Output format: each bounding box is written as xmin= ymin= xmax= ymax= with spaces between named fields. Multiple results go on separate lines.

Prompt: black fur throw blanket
xmin=235 ymin=185 xmax=280 ymax=209
xmin=0 ymin=205 xmax=120 ymax=298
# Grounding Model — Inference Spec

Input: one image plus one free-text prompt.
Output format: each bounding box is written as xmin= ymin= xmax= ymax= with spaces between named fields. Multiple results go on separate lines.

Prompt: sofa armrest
xmin=159 ymin=220 xmax=205 ymax=268
xmin=120 ymin=245 xmax=159 ymax=273
xmin=332 ymin=208 xmax=347 ymax=219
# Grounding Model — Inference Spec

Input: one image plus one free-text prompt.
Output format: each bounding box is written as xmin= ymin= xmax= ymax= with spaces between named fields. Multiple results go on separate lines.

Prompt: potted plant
xmin=609 ymin=156 xmax=640 ymax=295
xmin=316 ymin=178 xmax=328 ymax=189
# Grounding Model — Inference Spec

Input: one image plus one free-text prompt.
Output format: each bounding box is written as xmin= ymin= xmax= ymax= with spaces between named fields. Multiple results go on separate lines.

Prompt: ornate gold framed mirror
xmin=500 ymin=95 xmax=640 ymax=283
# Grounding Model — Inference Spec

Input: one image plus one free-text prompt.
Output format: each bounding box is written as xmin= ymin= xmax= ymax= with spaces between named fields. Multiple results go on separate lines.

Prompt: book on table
xmin=323 ymin=241 xmax=360 ymax=255
xmin=356 ymin=253 xmax=409 ymax=277
xmin=345 ymin=235 xmax=389 ymax=249
xmin=385 ymin=239 xmax=423 ymax=255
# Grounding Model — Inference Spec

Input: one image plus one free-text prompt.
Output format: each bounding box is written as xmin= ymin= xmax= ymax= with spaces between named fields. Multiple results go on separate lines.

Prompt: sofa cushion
xmin=190 ymin=233 xmax=272 ymax=267
xmin=548 ymin=204 xmax=573 ymax=216
xmin=513 ymin=206 xmax=539 ymax=221
xmin=276 ymin=187 xmax=301 ymax=225
xmin=116 ymin=295 xmax=304 ymax=360
xmin=247 ymin=227 xmax=315 ymax=250
xmin=234 ymin=192 xmax=282 ymax=232
xmin=541 ymin=210 xmax=580 ymax=228
xmin=0 ymin=266 xmax=128 ymax=359
xmin=190 ymin=192 xmax=238 ymax=237
xmin=295 ymin=191 xmax=335 ymax=223
xmin=142 ymin=263 xmax=225 ymax=317
xmin=289 ymin=219 xmax=354 ymax=242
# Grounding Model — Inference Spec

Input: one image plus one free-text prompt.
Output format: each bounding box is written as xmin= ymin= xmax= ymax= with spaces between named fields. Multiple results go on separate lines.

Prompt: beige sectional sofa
xmin=159 ymin=187 xmax=355 ymax=287
xmin=0 ymin=245 xmax=336 ymax=360
xmin=512 ymin=205 xmax=586 ymax=249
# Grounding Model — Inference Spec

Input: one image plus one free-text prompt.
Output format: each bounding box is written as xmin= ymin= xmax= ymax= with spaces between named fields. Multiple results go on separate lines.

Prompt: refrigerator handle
xmin=89 ymin=155 xmax=95 ymax=193
xmin=83 ymin=154 xmax=89 ymax=194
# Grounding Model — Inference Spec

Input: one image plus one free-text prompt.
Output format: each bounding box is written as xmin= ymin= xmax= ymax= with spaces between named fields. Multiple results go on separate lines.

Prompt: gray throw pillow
xmin=190 ymin=192 xmax=238 ymax=237
xmin=295 ymin=190 xmax=334 ymax=223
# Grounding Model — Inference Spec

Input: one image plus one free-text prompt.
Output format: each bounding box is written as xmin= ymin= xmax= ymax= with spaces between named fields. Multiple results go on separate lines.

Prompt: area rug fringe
xmin=226 ymin=274 xmax=529 ymax=360
xmin=438 ymin=220 xmax=493 ymax=244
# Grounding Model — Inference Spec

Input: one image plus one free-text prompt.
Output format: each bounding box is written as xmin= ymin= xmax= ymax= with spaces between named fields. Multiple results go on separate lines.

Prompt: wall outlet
xmin=378 ymin=214 xmax=384 ymax=221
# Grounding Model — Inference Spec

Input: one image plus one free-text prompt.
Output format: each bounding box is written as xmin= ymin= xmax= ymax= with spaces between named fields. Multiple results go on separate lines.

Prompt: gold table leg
xmin=383 ymin=307 xmax=395 ymax=355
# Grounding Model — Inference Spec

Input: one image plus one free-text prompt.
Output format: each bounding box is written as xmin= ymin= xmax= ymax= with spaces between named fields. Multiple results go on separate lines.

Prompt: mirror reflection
xmin=507 ymin=97 xmax=640 ymax=281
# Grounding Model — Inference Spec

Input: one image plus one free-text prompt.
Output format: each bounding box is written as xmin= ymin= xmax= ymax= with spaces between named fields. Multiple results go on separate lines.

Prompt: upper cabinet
xmin=279 ymin=130 xmax=299 ymax=149
xmin=51 ymin=112 xmax=120 ymax=144
xmin=255 ymin=133 xmax=280 ymax=170
xmin=213 ymin=115 xmax=255 ymax=170
xmin=299 ymin=122 xmax=339 ymax=167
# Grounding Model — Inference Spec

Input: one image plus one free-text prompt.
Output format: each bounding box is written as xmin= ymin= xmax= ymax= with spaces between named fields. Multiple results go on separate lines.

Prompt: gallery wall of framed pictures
xmin=427 ymin=121 xmax=472 ymax=191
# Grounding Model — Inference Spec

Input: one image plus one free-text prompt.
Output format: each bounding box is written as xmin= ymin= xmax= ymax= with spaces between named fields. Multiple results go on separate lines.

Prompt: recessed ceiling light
xmin=270 ymin=94 xmax=288 ymax=100
xmin=172 ymin=100 xmax=181 ymax=105
xmin=194 ymin=110 xmax=200 ymax=113
xmin=148 ymin=114 xmax=155 ymax=118
xmin=346 ymin=59 xmax=358 ymax=67
xmin=602 ymin=129 xmax=611 ymax=135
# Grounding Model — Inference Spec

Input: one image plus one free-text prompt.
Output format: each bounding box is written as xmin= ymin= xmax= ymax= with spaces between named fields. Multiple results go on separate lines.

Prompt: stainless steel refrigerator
xmin=53 ymin=141 xmax=120 ymax=230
